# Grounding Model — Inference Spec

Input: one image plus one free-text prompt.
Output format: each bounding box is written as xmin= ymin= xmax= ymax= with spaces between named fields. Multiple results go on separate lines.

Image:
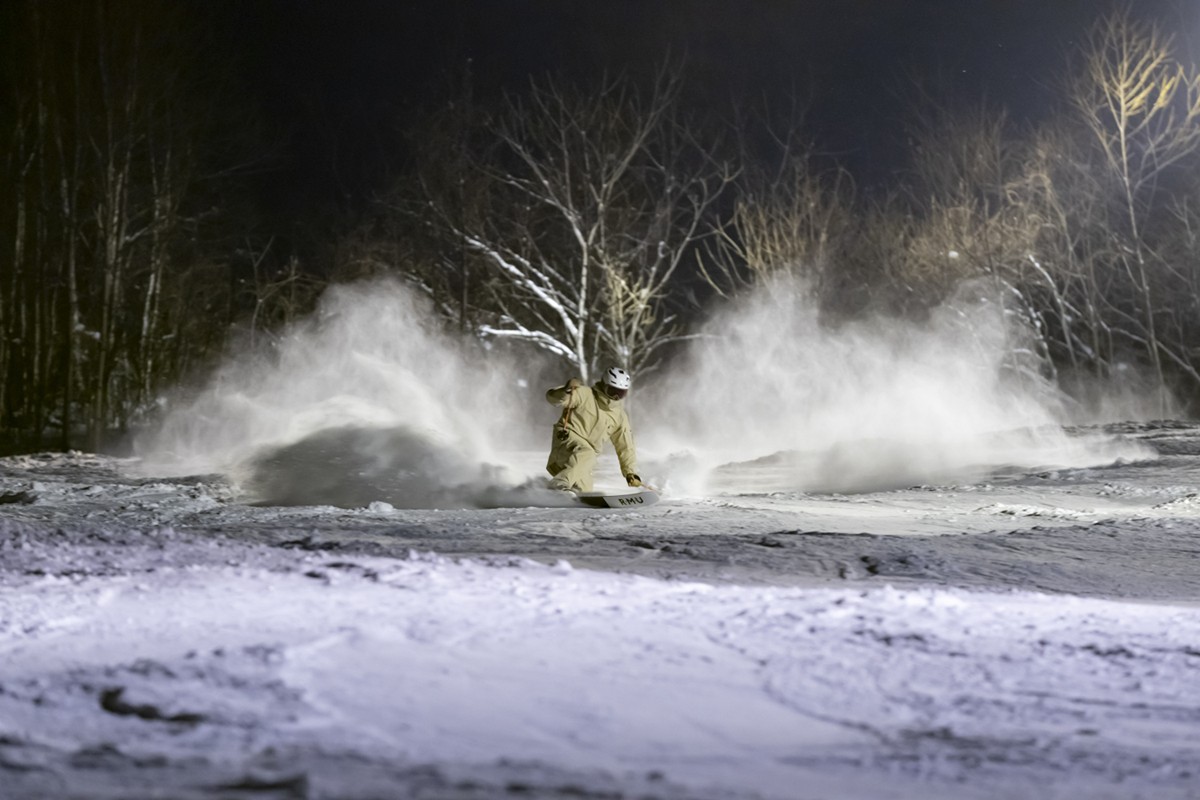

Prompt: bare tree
xmin=0 ymin=1 xmax=254 ymax=449
xmin=1068 ymin=7 xmax=1200 ymax=403
xmin=413 ymin=67 xmax=733 ymax=380
xmin=700 ymin=144 xmax=856 ymax=305
xmin=354 ymin=67 xmax=497 ymax=331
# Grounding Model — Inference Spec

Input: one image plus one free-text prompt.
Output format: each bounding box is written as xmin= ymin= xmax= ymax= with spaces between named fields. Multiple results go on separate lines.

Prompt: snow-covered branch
xmin=412 ymin=66 xmax=728 ymax=380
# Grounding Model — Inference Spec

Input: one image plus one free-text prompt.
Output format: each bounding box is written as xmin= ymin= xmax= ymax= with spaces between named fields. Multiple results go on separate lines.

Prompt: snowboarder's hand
xmin=566 ymin=378 xmax=584 ymax=391
xmin=625 ymin=474 xmax=642 ymax=487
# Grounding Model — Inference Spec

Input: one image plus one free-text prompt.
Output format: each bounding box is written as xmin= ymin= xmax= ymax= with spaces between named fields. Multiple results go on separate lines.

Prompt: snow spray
xmin=134 ymin=279 xmax=537 ymax=506
xmin=136 ymin=274 xmax=1150 ymax=505
xmin=640 ymin=276 xmax=1151 ymax=495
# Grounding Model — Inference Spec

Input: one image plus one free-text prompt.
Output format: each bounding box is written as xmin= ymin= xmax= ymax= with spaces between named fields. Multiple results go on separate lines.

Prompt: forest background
xmin=4 ymin=0 xmax=1200 ymax=453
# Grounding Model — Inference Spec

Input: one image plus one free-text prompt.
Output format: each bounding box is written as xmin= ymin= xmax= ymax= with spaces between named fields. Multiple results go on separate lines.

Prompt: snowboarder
xmin=545 ymin=366 xmax=642 ymax=492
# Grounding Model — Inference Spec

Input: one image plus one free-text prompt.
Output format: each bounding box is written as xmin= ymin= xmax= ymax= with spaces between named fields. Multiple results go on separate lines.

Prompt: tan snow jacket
xmin=546 ymin=380 xmax=638 ymax=477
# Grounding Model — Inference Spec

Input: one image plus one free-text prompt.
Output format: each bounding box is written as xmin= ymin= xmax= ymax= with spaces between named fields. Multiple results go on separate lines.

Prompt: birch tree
xmin=417 ymin=69 xmax=732 ymax=380
xmin=1068 ymin=7 xmax=1200 ymax=401
xmin=0 ymin=1 xmax=248 ymax=449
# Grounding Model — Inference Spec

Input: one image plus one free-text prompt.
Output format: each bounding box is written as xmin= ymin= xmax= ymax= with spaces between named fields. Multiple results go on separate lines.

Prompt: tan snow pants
xmin=546 ymin=430 xmax=598 ymax=491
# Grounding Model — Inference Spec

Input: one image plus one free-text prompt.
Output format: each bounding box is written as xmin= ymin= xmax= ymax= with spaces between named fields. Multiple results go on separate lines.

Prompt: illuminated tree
xmin=411 ymin=68 xmax=733 ymax=380
xmin=700 ymin=145 xmax=857 ymax=305
xmin=1067 ymin=7 xmax=1200 ymax=401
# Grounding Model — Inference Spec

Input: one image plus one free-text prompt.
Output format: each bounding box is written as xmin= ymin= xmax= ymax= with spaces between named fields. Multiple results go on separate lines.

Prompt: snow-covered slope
xmin=2 ymin=422 xmax=1200 ymax=799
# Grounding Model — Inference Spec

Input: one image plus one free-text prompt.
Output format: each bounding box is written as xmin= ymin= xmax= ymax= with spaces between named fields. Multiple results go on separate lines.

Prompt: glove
xmin=565 ymin=378 xmax=584 ymax=391
xmin=625 ymin=474 xmax=642 ymax=488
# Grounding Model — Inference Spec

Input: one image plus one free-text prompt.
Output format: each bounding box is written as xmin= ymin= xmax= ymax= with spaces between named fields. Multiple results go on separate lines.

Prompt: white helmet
xmin=603 ymin=366 xmax=632 ymax=396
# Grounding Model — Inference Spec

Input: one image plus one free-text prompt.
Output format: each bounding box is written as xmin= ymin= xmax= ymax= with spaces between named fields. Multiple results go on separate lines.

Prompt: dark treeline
xmin=0 ymin=1 xmax=319 ymax=452
xmin=3 ymin=3 xmax=1200 ymax=453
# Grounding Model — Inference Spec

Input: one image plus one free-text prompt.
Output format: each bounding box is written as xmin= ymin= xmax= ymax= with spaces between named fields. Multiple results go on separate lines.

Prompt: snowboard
xmin=574 ymin=488 xmax=660 ymax=509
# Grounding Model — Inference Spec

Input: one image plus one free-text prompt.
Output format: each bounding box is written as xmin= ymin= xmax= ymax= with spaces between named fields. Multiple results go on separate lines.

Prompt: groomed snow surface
xmin=2 ymin=421 xmax=1200 ymax=800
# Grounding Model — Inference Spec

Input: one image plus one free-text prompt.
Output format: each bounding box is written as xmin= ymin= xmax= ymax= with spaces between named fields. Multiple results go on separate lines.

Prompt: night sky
xmin=210 ymin=0 xmax=1197 ymax=216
